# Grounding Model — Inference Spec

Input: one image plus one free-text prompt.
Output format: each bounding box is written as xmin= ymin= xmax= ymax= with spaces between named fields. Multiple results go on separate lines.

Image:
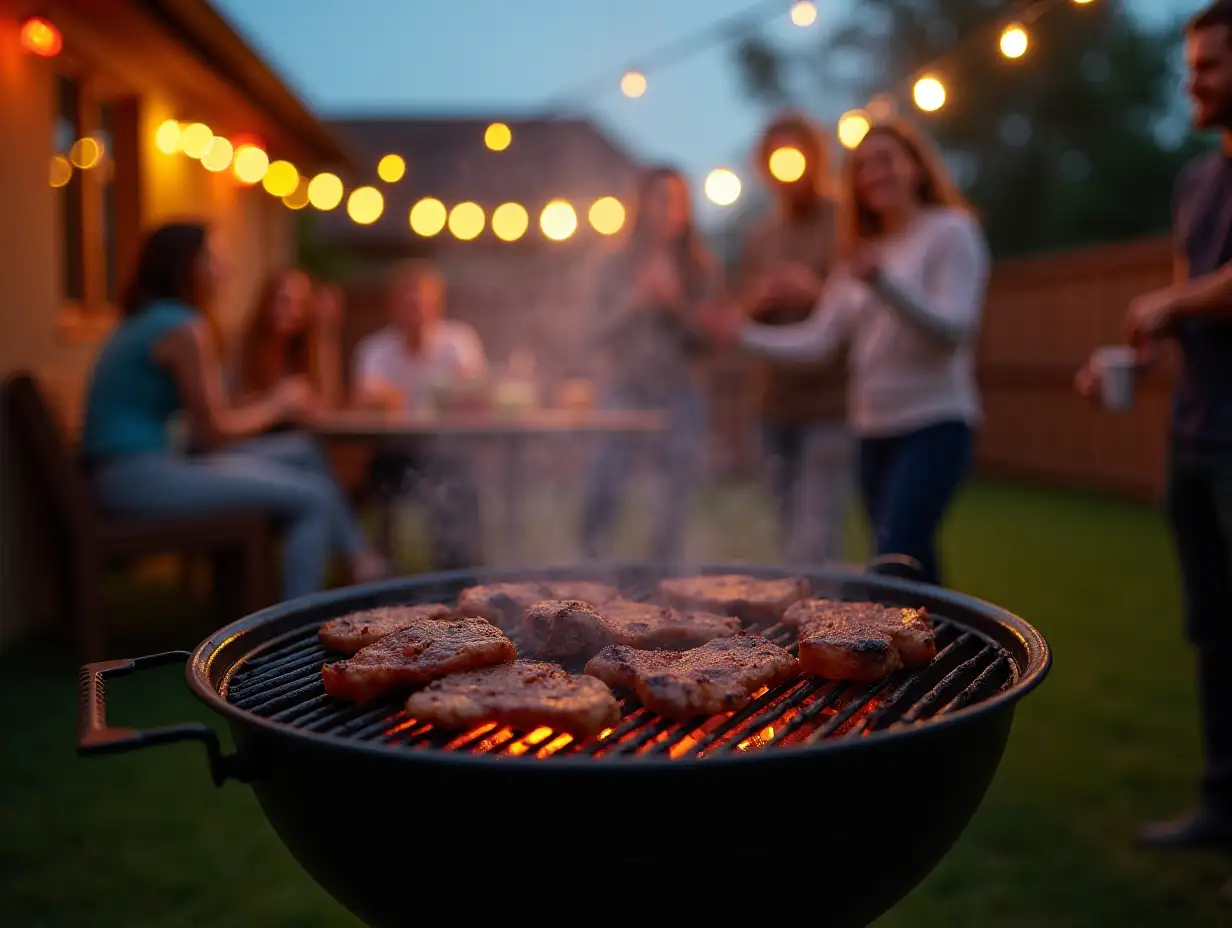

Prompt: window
xmin=52 ymin=66 xmax=139 ymax=328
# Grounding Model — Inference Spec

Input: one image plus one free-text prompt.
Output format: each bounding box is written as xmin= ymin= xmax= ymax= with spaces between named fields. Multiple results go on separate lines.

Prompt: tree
xmin=735 ymin=0 xmax=1209 ymax=256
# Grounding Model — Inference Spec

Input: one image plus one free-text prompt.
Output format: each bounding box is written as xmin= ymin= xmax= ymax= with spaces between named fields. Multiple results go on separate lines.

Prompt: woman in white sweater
xmin=717 ymin=119 xmax=990 ymax=585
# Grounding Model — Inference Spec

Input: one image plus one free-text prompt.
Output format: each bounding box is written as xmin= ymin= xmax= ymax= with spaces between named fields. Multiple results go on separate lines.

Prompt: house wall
xmin=0 ymin=2 xmax=297 ymax=648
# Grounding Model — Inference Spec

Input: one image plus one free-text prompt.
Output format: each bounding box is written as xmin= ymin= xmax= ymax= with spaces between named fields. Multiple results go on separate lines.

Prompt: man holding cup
xmin=1076 ymin=1 xmax=1232 ymax=883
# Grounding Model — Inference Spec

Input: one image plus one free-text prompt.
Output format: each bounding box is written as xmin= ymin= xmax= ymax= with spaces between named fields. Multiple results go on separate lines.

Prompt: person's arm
xmin=863 ymin=215 xmax=989 ymax=349
xmin=154 ymin=320 xmax=290 ymax=448
xmin=738 ymin=273 xmax=859 ymax=365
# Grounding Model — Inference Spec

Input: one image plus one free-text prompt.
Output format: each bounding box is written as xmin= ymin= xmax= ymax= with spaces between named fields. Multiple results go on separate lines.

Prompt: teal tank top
xmin=81 ymin=300 xmax=198 ymax=459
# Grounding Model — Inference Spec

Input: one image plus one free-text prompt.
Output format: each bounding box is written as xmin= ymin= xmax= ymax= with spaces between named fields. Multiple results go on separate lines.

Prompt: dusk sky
xmin=214 ymin=0 xmax=1202 ymax=223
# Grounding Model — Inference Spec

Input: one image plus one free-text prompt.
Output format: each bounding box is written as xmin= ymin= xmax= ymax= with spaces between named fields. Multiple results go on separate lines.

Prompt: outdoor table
xmin=314 ymin=408 xmax=669 ymax=564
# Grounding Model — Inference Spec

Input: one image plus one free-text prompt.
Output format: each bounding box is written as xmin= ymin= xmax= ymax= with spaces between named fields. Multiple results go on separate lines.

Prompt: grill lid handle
xmin=864 ymin=554 xmax=928 ymax=583
xmin=78 ymin=651 xmax=242 ymax=786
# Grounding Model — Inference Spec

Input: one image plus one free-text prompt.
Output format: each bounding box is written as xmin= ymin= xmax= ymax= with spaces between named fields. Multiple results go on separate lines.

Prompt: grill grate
xmin=223 ymin=598 xmax=1017 ymax=761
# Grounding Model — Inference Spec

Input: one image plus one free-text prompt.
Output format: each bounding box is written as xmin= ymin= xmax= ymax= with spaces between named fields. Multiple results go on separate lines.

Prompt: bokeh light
xmin=232 ymin=145 xmax=269 ymax=184
xmin=449 ymin=202 xmax=486 ymax=240
xmin=837 ymin=110 xmax=871 ymax=150
xmin=200 ymin=136 xmax=234 ymax=172
xmin=790 ymin=1 xmax=817 ymax=27
xmin=347 ymin=186 xmax=384 ymax=224
xmin=1000 ymin=24 xmax=1028 ymax=59
xmin=69 ymin=137 xmax=103 ymax=169
xmin=588 ymin=196 xmax=626 ymax=235
xmin=262 ymin=160 xmax=299 ymax=197
xmin=540 ymin=200 xmax=578 ymax=241
xmin=307 ymin=173 xmax=343 ymax=210
xmin=620 ymin=71 xmax=647 ymax=98
xmin=485 ymin=123 xmax=512 ymax=151
xmin=704 ymin=168 xmax=742 ymax=206
xmin=49 ymin=154 xmax=72 ymax=188
xmin=377 ymin=154 xmax=405 ymax=183
xmin=492 ymin=202 xmax=529 ymax=241
xmin=179 ymin=122 xmax=212 ymax=158
xmin=283 ymin=179 xmax=310 ymax=210
xmin=768 ymin=146 xmax=806 ymax=183
xmin=409 ymin=197 xmax=447 ymax=236
xmin=154 ymin=120 xmax=181 ymax=155
xmin=913 ymin=76 xmax=947 ymax=112
xmin=20 ymin=16 xmax=62 ymax=57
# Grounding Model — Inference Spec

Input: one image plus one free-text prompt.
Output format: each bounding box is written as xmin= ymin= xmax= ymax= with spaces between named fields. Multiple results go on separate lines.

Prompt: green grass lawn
xmin=2 ymin=479 xmax=1230 ymax=926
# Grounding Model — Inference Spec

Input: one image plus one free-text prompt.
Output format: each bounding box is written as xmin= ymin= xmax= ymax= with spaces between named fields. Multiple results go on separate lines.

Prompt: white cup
xmin=1094 ymin=345 xmax=1137 ymax=412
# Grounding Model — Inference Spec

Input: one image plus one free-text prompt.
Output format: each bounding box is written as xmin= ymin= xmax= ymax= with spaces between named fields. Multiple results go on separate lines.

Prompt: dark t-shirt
xmin=1172 ymin=152 xmax=1232 ymax=445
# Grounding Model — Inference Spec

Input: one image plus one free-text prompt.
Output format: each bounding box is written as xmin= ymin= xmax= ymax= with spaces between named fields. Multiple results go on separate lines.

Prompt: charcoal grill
xmin=78 ymin=561 xmax=1050 ymax=927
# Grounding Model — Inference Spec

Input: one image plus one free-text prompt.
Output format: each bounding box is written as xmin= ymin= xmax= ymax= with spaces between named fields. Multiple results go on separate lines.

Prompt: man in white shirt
xmin=353 ymin=259 xmax=487 ymax=568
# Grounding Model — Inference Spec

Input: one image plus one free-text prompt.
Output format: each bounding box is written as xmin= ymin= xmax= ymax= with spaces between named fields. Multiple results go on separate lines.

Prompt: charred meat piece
xmin=658 ymin=574 xmax=809 ymax=625
xmin=321 ymin=617 xmax=516 ymax=703
xmin=784 ymin=599 xmax=936 ymax=681
xmin=523 ymin=599 xmax=742 ymax=660
xmin=405 ymin=660 xmax=621 ymax=738
xmin=583 ymin=635 xmax=800 ymax=721
xmin=457 ymin=581 xmax=620 ymax=632
xmin=318 ymin=603 xmax=456 ymax=654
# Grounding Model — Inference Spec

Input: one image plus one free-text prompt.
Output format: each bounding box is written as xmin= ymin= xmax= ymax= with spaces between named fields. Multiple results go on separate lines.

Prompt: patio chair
xmin=1 ymin=372 xmax=274 ymax=660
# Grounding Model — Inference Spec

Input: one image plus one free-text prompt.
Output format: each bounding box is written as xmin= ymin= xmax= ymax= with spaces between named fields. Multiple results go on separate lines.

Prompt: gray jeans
xmin=761 ymin=421 xmax=853 ymax=565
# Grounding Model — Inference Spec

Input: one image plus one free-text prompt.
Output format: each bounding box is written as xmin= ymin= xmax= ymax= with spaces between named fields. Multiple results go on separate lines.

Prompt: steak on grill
xmin=457 ymin=581 xmax=620 ymax=631
xmin=405 ymin=660 xmax=621 ymax=738
xmin=783 ymin=600 xmax=936 ymax=681
xmin=317 ymin=604 xmax=456 ymax=654
xmin=321 ymin=617 xmax=516 ymax=702
xmin=658 ymin=574 xmax=810 ymax=625
xmin=523 ymin=599 xmax=742 ymax=660
xmin=583 ymin=635 xmax=800 ymax=720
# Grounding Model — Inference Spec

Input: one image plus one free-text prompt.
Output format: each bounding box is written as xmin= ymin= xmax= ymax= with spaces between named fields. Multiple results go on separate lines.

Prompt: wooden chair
xmin=1 ymin=372 xmax=274 ymax=660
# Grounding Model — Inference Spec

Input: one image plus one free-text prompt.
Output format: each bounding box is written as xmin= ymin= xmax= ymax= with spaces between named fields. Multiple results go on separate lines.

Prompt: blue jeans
xmin=761 ymin=421 xmax=853 ymax=565
xmin=857 ymin=421 xmax=973 ymax=586
xmin=91 ymin=432 xmax=366 ymax=601
xmin=581 ymin=388 xmax=704 ymax=564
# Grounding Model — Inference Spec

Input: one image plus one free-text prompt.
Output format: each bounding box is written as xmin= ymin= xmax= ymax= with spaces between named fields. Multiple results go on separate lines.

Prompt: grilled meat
xmin=583 ymin=635 xmax=800 ymax=720
xmin=405 ymin=660 xmax=621 ymax=738
xmin=523 ymin=599 xmax=742 ymax=660
xmin=783 ymin=599 xmax=936 ymax=681
xmin=317 ymin=603 xmax=456 ymax=654
xmin=457 ymin=581 xmax=620 ymax=632
xmin=321 ymin=617 xmax=516 ymax=702
xmin=658 ymin=574 xmax=810 ymax=625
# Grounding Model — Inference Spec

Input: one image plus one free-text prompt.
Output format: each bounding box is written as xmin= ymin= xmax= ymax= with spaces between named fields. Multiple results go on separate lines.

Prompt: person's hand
xmin=1124 ymin=288 xmax=1177 ymax=347
xmin=272 ymin=376 xmax=316 ymax=419
xmin=636 ymin=253 xmax=684 ymax=305
xmin=1073 ymin=356 xmax=1102 ymax=405
xmin=313 ymin=284 xmax=344 ymax=333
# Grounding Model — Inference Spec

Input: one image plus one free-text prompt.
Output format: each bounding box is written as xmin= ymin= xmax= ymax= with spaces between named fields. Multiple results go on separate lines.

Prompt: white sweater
xmin=740 ymin=207 xmax=990 ymax=438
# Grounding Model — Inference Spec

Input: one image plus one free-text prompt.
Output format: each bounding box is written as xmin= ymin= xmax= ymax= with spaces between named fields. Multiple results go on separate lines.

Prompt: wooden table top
xmin=313 ymin=408 xmax=669 ymax=438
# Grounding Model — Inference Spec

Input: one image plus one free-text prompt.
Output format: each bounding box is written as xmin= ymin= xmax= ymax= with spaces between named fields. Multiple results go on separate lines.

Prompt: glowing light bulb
xmin=621 ymin=71 xmax=647 ymax=98
xmin=485 ymin=123 xmax=512 ymax=151
xmin=347 ymin=186 xmax=384 ymax=224
xmin=232 ymin=145 xmax=269 ymax=184
xmin=704 ymin=168 xmax=741 ymax=206
xmin=49 ymin=154 xmax=72 ymax=188
xmin=283 ymin=179 xmax=310 ymax=210
xmin=790 ymin=1 xmax=817 ymax=27
xmin=837 ymin=110 xmax=871 ymax=150
xmin=155 ymin=120 xmax=181 ymax=155
xmin=768 ymin=146 xmax=806 ymax=183
xmin=307 ymin=173 xmax=343 ymax=211
xmin=409 ymin=197 xmax=447 ymax=237
xmin=539 ymin=200 xmax=578 ymax=241
xmin=262 ymin=160 xmax=299 ymax=198
xmin=179 ymin=122 xmax=212 ymax=158
xmin=588 ymin=197 xmax=626 ymax=235
xmin=448 ymin=201 xmax=486 ymax=241
xmin=377 ymin=154 xmax=405 ymax=183
xmin=69 ymin=137 xmax=103 ymax=169
xmin=200 ymin=137 xmax=234 ymax=172
xmin=21 ymin=16 xmax=61 ymax=57
xmin=913 ymin=76 xmax=946 ymax=113
xmin=492 ymin=203 xmax=529 ymax=242
xmin=1000 ymin=23 xmax=1028 ymax=59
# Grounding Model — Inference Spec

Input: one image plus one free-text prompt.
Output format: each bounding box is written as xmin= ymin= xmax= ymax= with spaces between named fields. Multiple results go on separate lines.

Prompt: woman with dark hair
xmin=81 ymin=222 xmax=386 ymax=599
xmin=710 ymin=119 xmax=990 ymax=585
xmin=579 ymin=165 xmax=718 ymax=563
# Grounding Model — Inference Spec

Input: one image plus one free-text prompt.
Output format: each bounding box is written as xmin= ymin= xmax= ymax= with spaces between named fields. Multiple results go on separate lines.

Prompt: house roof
xmin=135 ymin=0 xmax=353 ymax=166
xmin=318 ymin=114 xmax=643 ymax=244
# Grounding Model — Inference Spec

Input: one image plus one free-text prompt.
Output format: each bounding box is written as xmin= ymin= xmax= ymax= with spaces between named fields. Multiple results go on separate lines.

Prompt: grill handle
xmin=78 ymin=651 xmax=240 ymax=786
xmin=864 ymin=554 xmax=928 ymax=583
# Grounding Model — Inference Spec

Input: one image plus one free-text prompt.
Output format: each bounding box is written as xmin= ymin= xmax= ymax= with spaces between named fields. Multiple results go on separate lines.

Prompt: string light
xmin=69 ymin=137 xmax=104 ymax=170
xmin=449 ymin=201 xmax=486 ymax=240
xmin=283 ymin=179 xmax=311 ymax=210
xmin=179 ymin=123 xmax=212 ymax=158
xmin=200 ymin=137 xmax=233 ymax=172
xmin=768 ymin=146 xmax=806 ymax=183
xmin=913 ymin=76 xmax=946 ymax=112
xmin=49 ymin=154 xmax=72 ymax=188
xmin=232 ymin=145 xmax=269 ymax=184
xmin=307 ymin=173 xmax=344 ymax=210
xmin=485 ymin=123 xmax=512 ymax=151
xmin=620 ymin=70 xmax=647 ymax=98
xmin=20 ymin=16 xmax=62 ymax=57
xmin=1000 ymin=23 xmax=1028 ymax=59
xmin=704 ymin=168 xmax=741 ymax=206
xmin=262 ymin=160 xmax=299 ymax=197
xmin=540 ymin=199 xmax=578 ymax=241
xmin=154 ymin=120 xmax=181 ymax=155
xmin=492 ymin=202 xmax=529 ymax=241
xmin=410 ymin=197 xmax=448 ymax=236
xmin=347 ymin=186 xmax=384 ymax=224
xmin=790 ymin=2 xmax=817 ymax=27
xmin=837 ymin=110 xmax=871 ymax=150
xmin=377 ymin=154 xmax=405 ymax=183
xmin=588 ymin=196 xmax=626 ymax=235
